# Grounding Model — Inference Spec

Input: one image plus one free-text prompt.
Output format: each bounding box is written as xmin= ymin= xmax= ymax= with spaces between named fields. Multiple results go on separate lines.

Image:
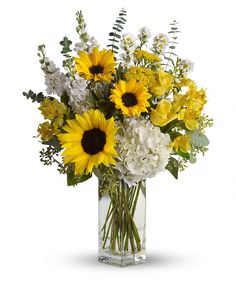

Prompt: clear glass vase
xmin=98 ymin=174 xmax=146 ymax=267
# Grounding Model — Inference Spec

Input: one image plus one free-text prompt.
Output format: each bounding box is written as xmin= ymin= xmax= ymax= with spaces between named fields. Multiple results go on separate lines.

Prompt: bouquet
xmin=23 ymin=9 xmax=213 ymax=267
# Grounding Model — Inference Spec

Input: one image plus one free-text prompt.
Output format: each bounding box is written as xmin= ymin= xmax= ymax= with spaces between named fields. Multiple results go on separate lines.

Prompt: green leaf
xmin=107 ymin=44 xmax=119 ymax=50
xmin=189 ymin=153 xmax=197 ymax=164
xmin=177 ymin=151 xmax=190 ymax=160
xmin=166 ymin=157 xmax=179 ymax=179
xmin=42 ymin=136 xmax=62 ymax=151
xmin=189 ymin=131 xmax=209 ymax=147
xmin=108 ymin=32 xmax=121 ymax=39
xmin=67 ymin=171 xmax=92 ymax=186
xmin=60 ymin=36 xmax=72 ymax=54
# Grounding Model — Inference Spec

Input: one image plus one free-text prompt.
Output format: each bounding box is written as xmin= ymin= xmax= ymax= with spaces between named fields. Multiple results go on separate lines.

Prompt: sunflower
xmin=74 ymin=47 xmax=116 ymax=82
xmin=109 ymin=78 xmax=151 ymax=116
xmin=58 ymin=109 xmax=118 ymax=175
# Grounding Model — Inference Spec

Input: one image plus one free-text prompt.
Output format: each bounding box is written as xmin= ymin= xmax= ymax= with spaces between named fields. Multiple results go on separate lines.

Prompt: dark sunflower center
xmin=89 ymin=65 xmax=104 ymax=75
xmin=81 ymin=128 xmax=106 ymax=155
xmin=122 ymin=92 xmax=138 ymax=107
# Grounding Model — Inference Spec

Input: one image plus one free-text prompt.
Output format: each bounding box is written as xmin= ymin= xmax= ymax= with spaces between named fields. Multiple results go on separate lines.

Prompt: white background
xmin=0 ymin=0 xmax=236 ymax=282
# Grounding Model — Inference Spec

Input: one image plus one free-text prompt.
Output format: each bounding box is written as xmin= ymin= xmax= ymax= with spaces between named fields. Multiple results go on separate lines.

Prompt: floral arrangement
xmin=23 ymin=9 xmax=212 ymax=266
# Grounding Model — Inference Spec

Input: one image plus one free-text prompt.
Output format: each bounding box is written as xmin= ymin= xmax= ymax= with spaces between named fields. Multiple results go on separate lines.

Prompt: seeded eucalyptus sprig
xmin=164 ymin=20 xmax=180 ymax=70
xmin=107 ymin=8 xmax=127 ymax=54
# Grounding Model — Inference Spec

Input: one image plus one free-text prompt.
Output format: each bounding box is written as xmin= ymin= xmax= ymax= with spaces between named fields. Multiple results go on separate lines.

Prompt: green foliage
xmin=67 ymin=171 xmax=92 ymax=186
xmin=42 ymin=136 xmax=62 ymax=151
xmin=90 ymin=82 xmax=116 ymax=118
xmin=60 ymin=36 xmax=72 ymax=55
xmin=166 ymin=157 xmax=179 ymax=179
xmin=23 ymin=90 xmax=45 ymax=103
xmin=189 ymin=131 xmax=209 ymax=147
xmin=107 ymin=8 xmax=127 ymax=54
xmin=198 ymin=115 xmax=214 ymax=133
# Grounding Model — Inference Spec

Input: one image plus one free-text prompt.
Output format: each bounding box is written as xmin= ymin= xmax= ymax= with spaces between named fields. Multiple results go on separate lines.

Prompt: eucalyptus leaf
xmin=189 ymin=131 xmax=209 ymax=147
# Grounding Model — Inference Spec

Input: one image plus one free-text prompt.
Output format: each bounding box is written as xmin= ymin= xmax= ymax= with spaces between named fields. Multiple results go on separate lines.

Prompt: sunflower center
xmin=81 ymin=128 xmax=106 ymax=155
xmin=89 ymin=65 xmax=104 ymax=75
xmin=122 ymin=92 xmax=138 ymax=107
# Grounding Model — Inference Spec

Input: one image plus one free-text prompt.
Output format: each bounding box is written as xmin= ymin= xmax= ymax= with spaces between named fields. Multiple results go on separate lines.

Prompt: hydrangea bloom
xmin=115 ymin=117 xmax=171 ymax=186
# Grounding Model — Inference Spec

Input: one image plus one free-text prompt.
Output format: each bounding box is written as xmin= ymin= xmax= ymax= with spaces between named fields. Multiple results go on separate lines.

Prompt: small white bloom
xmin=120 ymin=33 xmax=136 ymax=50
xmin=179 ymin=59 xmax=194 ymax=73
xmin=138 ymin=27 xmax=151 ymax=44
xmin=115 ymin=117 xmax=171 ymax=187
xmin=152 ymin=34 xmax=169 ymax=55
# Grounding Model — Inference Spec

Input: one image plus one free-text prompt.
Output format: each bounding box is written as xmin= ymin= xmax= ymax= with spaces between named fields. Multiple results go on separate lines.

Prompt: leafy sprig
xmin=164 ymin=20 xmax=180 ymax=70
xmin=23 ymin=90 xmax=46 ymax=103
xmin=107 ymin=8 xmax=127 ymax=54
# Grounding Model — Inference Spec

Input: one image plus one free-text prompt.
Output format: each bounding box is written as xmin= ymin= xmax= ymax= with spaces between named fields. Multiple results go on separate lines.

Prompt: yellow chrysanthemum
xmin=74 ymin=47 xmax=116 ymax=82
xmin=58 ymin=109 xmax=118 ymax=175
xmin=109 ymin=78 xmax=151 ymax=117
xmin=134 ymin=50 xmax=161 ymax=63
xmin=125 ymin=67 xmax=155 ymax=88
xmin=171 ymin=135 xmax=191 ymax=153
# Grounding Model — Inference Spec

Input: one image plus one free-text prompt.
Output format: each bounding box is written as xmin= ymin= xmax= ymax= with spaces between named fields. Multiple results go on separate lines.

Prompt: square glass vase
xmin=98 ymin=176 xmax=146 ymax=267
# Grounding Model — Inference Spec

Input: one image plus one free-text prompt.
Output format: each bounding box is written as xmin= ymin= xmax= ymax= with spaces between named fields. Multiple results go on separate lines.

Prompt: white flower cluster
xmin=74 ymin=36 xmax=99 ymax=53
xmin=152 ymin=34 xmax=169 ymax=55
xmin=120 ymin=33 xmax=136 ymax=50
xmin=44 ymin=59 xmax=66 ymax=97
xmin=42 ymin=57 xmax=91 ymax=114
xmin=138 ymin=27 xmax=151 ymax=44
xmin=179 ymin=59 xmax=194 ymax=74
xmin=115 ymin=117 xmax=171 ymax=187
xmin=64 ymin=74 xmax=91 ymax=114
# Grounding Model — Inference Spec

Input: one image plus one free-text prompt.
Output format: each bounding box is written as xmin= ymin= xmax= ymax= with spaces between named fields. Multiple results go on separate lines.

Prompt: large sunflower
xmin=58 ymin=109 xmax=118 ymax=175
xmin=74 ymin=47 xmax=116 ymax=82
xmin=109 ymin=78 xmax=151 ymax=116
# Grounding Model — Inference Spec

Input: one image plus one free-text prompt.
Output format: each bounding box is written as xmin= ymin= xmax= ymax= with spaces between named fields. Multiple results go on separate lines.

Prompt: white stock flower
xmin=44 ymin=60 xmax=66 ymax=97
xmin=64 ymin=74 xmax=91 ymax=114
xmin=115 ymin=117 xmax=171 ymax=187
xmin=74 ymin=37 xmax=99 ymax=53
xmin=74 ymin=42 xmax=87 ymax=53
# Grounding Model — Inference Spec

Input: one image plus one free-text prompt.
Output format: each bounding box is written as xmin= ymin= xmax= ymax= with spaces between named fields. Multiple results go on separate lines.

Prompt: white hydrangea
xmin=152 ymin=34 xmax=169 ymax=55
xmin=64 ymin=74 xmax=91 ymax=114
xmin=115 ymin=117 xmax=171 ymax=187
xmin=44 ymin=59 xmax=66 ymax=97
xmin=138 ymin=27 xmax=151 ymax=44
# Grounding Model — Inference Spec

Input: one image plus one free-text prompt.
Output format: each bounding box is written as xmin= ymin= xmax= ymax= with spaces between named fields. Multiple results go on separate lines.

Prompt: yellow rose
xmin=150 ymin=99 xmax=177 ymax=127
xmin=151 ymin=70 xmax=172 ymax=96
